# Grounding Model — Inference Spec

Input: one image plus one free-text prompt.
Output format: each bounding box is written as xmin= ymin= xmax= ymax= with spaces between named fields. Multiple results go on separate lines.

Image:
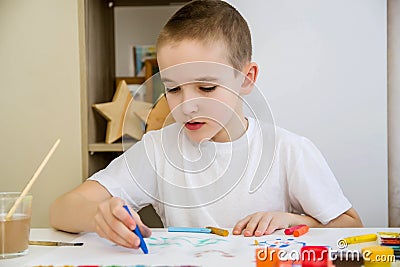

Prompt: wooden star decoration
xmin=135 ymin=94 xmax=175 ymax=133
xmin=134 ymin=102 xmax=153 ymax=125
xmin=125 ymin=97 xmax=153 ymax=139
xmin=92 ymin=80 xmax=152 ymax=144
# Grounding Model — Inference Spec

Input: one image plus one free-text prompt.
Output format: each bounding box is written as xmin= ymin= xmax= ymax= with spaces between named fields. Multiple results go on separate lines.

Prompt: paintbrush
xmin=29 ymin=240 xmax=83 ymax=246
xmin=6 ymin=139 xmax=61 ymax=220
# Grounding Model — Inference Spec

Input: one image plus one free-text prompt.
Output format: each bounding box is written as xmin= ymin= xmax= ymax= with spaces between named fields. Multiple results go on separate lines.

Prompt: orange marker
xmin=294 ymin=225 xmax=309 ymax=237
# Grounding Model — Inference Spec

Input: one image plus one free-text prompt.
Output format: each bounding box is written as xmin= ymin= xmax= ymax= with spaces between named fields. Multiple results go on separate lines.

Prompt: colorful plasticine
xmin=294 ymin=225 xmax=309 ymax=237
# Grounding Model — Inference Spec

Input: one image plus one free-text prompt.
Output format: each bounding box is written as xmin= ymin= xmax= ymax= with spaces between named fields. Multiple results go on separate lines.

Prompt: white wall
xmin=114 ymin=5 xmax=182 ymax=77
xmin=0 ymin=0 xmax=83 ymax=227
xmin=228 ymin=0 xmax=387 ymax=226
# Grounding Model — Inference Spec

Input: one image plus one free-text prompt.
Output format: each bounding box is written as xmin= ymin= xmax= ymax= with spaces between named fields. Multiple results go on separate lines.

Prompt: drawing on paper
xmin=194 ymin=249 xmax=235 ymax=258
xmin=254 ymin=237 xmax=306 ymax=249
xmin=147 ymin=236 xmax=228 ymax=248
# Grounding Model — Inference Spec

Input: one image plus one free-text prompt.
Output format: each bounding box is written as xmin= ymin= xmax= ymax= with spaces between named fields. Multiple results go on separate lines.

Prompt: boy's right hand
xmin=93 ymin=197 xmax=151 ymax=249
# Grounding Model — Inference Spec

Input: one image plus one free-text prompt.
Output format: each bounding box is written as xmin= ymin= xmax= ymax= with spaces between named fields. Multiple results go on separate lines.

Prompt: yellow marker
xmin=343 ymin=234 xmax=377 ymax=244
xmin=206 ymin=226 xmax=229 ymax=237
xmin=254 ymin=240 xmax=259 ymax=246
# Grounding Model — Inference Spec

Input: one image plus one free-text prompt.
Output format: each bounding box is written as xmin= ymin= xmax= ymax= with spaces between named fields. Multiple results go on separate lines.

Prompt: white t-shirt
xmin=89 ymin=117 xmax=351 ymax=227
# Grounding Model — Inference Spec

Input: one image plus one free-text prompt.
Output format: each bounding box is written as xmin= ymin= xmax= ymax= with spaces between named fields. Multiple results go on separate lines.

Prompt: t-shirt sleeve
xmin=287 ymin=137 xmax=352 ymax=224
xmin=88 ymin=133 xmax=158 ymax=212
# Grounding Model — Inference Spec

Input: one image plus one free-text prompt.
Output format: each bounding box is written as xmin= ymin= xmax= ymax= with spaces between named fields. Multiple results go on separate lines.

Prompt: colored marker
xmin=168 ymin=227 xmax=212 ymax=234
xmin=284 ymin=224 xmax=307 ymax=235
xmin=342 ymin=234 xmax=377 ymax=245
xmin=123 ymin=205 xmax=148 ymax=254
xmin=294 ymin=225 xmax=309 ymax=237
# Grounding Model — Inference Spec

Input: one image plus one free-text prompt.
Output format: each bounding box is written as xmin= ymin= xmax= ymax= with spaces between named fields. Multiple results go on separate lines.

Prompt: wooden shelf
xmin=88 ymin=141 xmax=136 ymax=154
xmin=115 ymin=76 xmax=145 ymax=85
xmin=80 ymin=0 xmax=175 ymax=228
xmin=113 ymin=0 xmax=188 ymax=7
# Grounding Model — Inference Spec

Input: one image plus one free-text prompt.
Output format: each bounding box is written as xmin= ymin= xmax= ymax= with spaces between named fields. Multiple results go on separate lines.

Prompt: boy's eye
xmin=199 ymin=86 xmax=217 ymax=92
xmin=166 ymin=86 xmax=181 ymax=93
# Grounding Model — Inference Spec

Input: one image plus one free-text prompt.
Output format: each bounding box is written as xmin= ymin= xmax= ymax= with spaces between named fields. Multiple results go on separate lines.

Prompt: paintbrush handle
xmin=6 ymin=139 xmax=60 ymax=220
xmin=29 ymin=240 xmax=83 ymax=246
xmin=29 ymin=241 xmax=59 ymax=246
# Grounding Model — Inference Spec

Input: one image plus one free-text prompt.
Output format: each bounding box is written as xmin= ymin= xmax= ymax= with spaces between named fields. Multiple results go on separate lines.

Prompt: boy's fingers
xmin=103 ymin=201 xmax=142 ymax=248
xmin=111 ymin=203 xmax=137 ymax=231
xmin=254 ymin=214 xmax=272 ymax=237
xmin=139 ymin=224 xmax=152 ymax=237
xmin=94 ymin=214 xmax=107 ymax=238
xmin=128 ymin=208 xmax=152 ymax=237
xmin=264 ymin=218 xmax=284 ymax=235
xmin=126 ymin=219 xmax=151 ymax=239
xmin=244 ymin=214 xmax=263 ymax=237
xmin=115 ymin=204 xmax=152 ymax=238
xmin=233 ymin=216 xmax=251 ymax=235
xmin=104 ymin=210 xmax=140 ymax=248
xmin=95 ymin=212 xmax=135 ymax=248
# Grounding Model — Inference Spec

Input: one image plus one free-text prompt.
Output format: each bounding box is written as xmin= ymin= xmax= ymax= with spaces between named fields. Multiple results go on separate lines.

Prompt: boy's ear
xmin=240 ymin=62 xmax=259 ymax=95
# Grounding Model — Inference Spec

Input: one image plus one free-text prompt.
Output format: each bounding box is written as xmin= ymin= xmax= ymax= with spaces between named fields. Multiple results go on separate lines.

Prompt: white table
xmin=1 ymin=228 xmax=399 ymax=267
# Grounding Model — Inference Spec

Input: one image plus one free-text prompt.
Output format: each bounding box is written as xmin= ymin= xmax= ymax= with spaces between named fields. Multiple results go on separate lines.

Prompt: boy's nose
xmin=181 ymin=98 xmax=199 ymax=115
xmin=181 ymin=88 xmax=199 ymax=115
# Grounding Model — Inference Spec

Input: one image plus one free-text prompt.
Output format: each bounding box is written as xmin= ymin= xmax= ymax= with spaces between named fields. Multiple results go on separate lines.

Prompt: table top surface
xmin=1 ymin=227 xmax=400 ymax=267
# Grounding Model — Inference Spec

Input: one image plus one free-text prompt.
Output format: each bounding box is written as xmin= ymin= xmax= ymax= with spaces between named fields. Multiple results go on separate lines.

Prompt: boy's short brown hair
xmin=157 ymin=0 xmax=252 ymax=71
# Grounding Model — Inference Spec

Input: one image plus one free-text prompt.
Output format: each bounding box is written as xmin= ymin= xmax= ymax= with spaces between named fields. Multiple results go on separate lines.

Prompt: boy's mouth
xmin=185 ymin=121 xmax=205 ymax=131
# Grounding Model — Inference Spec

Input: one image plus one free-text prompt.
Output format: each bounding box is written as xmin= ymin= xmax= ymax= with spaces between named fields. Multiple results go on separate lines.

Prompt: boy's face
xmin=157 ymin=40 xmax=253 ymax=143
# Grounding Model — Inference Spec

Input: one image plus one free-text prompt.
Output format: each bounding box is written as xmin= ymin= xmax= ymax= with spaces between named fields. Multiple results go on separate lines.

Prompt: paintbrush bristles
xmin=5 ymin=139 xmax=61 ymax=220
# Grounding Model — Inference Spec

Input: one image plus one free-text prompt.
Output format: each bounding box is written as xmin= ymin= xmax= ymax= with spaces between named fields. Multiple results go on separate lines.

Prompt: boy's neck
xmin=211 ymin=116 xmax=249 ymax=143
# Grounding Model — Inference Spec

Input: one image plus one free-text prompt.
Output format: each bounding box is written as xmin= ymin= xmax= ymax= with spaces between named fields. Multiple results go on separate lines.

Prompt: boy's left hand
xmin=232 ymin=211 xmax=293 ymax=236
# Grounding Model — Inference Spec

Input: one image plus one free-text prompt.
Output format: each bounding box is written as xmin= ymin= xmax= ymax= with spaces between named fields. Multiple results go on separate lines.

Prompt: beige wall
xmin=0 ymin=0 xmax=82 ymax=227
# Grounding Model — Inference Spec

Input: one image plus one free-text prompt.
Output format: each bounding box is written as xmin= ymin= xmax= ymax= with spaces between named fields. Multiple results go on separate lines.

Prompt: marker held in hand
xmin=123 ymin=205 xmax=148 ymax=254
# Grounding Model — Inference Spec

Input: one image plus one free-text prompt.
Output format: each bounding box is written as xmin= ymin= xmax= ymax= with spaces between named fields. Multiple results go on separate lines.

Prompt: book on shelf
xmin=133 ymin=45 xmax=156 ymax=77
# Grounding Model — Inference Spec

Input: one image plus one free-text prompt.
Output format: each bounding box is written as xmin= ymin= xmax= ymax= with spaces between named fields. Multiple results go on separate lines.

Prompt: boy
xmin=50 ymin=0 xmax=362 ymax=250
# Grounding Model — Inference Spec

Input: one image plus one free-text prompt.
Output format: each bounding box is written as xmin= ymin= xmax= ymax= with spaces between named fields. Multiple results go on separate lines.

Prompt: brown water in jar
xmin=0 ymin=214 xmax=31 ymax=258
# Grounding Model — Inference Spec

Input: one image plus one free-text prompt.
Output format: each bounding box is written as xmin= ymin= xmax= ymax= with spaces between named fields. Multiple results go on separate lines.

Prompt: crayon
xmin=123 ymin=205 xmax=148 ymax=254
xmin=294 ymin=225 xmax=309 ymax=237
xmin=284 ymin=224 xmax=307 ymax=235
xmin=342 ymin=234 xmax=377 ymax=245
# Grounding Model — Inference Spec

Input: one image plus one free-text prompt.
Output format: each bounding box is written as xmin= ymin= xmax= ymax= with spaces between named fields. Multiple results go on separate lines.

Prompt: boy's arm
xmin=49 ymin=180 xmax=151 ymax=248
xmin=233 ymin=207 xmax=363 ymax=236
xmin=49 ymin=180 xmax=110 ymax=233
xmin=287 ymin=207 xmax=363 ymax=228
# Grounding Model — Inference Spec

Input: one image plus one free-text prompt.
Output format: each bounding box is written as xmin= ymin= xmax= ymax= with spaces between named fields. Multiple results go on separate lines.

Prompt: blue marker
xmin=123 ymin=205 xmax=148 ymax=254
xmin=168 ymin=227 xmax=212 ymax=233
